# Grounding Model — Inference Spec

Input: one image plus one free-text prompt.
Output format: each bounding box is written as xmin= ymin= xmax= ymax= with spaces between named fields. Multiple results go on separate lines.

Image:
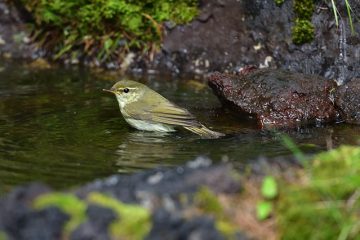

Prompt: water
xmin=0 ymin=60 xmax=359 ymax=191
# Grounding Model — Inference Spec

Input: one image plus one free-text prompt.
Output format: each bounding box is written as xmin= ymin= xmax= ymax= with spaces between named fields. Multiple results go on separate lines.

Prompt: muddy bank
xmin=208 ymin=69 xmax=360 ymax=128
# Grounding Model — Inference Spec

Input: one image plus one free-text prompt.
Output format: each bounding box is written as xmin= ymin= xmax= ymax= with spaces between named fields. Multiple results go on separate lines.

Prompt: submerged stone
xmin=208 ymin=69 xmax=338 ymax=128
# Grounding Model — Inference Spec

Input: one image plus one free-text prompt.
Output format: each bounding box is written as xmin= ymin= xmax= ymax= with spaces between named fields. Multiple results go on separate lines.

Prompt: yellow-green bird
xmin=104 ymin=80 xmax=224 ymax=139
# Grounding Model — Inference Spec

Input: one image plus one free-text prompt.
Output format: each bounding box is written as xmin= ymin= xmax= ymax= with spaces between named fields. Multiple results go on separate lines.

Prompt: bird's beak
xmin=103 ymin=89 xmax=115 ymax=94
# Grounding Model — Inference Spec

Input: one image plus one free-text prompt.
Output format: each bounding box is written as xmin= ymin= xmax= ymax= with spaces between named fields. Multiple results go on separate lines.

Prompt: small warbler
xmin=103 ymin=80 xmax=224 ymax=139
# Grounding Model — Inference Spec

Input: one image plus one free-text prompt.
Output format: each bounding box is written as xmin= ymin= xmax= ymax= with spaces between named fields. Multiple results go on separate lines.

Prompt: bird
xmin=103 ymin=80 xmax=224 ymax=139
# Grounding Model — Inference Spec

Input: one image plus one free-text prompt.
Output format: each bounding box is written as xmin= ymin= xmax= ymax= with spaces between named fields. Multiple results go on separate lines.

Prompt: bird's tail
xmin=184 ymin=125 xmax=225 ymax=139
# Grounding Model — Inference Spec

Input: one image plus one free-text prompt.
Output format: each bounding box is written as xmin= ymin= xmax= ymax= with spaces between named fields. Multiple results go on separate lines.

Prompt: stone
xmin=208 ymin=69 xmax=338 ymax=128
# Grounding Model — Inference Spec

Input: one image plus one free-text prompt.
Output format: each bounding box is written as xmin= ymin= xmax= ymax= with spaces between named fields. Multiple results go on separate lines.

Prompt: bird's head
xmin=103 ymin=80 xmax=146 ymax=108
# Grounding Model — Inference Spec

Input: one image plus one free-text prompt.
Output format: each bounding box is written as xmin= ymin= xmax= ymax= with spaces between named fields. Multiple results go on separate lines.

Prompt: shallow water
xmin=0 ymin=60 xmax=359 ymax=191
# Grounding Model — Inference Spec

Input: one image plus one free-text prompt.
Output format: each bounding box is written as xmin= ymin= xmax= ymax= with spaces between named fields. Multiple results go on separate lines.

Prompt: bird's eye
xmin=123 ymin=88 xmax=129 ymax=93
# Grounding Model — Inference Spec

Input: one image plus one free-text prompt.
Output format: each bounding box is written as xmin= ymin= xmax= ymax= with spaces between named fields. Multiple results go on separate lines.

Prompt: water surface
xmin=0 ymin=60 xmax=359 ymax=191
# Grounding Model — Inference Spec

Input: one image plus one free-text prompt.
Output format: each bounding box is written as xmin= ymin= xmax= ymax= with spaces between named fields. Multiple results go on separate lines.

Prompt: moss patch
xmin=33 ymin=193 xmax=87 ymax=234
xmin=274 ymin=0 xmax=285 ymax=6
xmin=277 ymin=146 xmax=360 ymax=239
xmin=194 ymin=187 xmax=239 ymax=239
xmin=292 ymin=0 xmax=314 ymax=45
xmin=87 ymin=192 xmax=151 ymax=240
xmin=292 ymin=19 xmax=315 ymax=45
xmin=0 ymin=232 xmax=8 ymax=240
xmin=292 ymin=0 xmax=315 ymax=45
xmin=293 ymin=0 xmax=314 ymax=19
xmin=21 ymin=0 xmax=198 ymax=62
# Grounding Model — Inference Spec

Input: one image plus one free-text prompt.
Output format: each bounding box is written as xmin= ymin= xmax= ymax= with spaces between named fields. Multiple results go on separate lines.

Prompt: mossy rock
xmin=33 ymin=192 xmax=151 ymax=239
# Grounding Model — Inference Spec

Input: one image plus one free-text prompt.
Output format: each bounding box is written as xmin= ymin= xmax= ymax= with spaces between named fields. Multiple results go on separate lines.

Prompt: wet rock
xmin=335 ymin=78 xmax=360 ymax=124
xmin=70 ymin=205 xmax=116 ymax=240
xmin=208 ymin=69 xmax=338 ymax=128
xmin=0 ymin=183 xmax=67 ymax=240
xmin=147 ymin=209 xmax=227 ymax=240
xmin=76 ymin=159 xmax=241 ymax=204
xmin=13 ymin=207 xmax=68 ymax=240
xmin=152 ymin=0 xmax=360 ymax=80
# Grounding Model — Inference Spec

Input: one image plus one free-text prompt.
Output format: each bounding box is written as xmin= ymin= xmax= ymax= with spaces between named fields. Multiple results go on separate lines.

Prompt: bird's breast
xmin=124 ymin=118 xmax=176 ymax=132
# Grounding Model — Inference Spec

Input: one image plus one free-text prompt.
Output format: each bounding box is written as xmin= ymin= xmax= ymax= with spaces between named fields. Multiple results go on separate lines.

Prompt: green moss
xmin=274 ymin=0 xmax=285 ymax=6
xmin=293 ymin=0 xmax=314 ymax=19
xmin=194 ymin=187 xmax=238 ymax=239
xmin=292 ymin=19 xmax=314 ymax=45
xmin=194 ymin=187 xmax=223 ymax=216
xmin=291 ymin=0 xmax=315 ymax=45
xmin=277 ymin=146 xmax=360 ymax=240
xmin=33 ymin=193 xmax=87 ymax=234
xmin=215 ymin=220 xmax=238 ymax=240
xmin=21 ymin=0 xmax=198 ymax=61
xmin=0 ymin=232 xmax=7 ymax=240
xmin=310 ymin=146 xmax=360 ymax=199
xmin=87 ymin=192 xmax=151 ymax=240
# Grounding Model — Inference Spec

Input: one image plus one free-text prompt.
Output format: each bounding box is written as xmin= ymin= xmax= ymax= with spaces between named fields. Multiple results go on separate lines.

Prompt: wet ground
xmin=0 ymin=60 xmax=359 ymax=191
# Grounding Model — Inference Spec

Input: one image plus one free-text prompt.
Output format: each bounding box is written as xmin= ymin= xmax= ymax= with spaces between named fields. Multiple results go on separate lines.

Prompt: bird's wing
xmin=124 ymin=100 xmax=201 ymax=127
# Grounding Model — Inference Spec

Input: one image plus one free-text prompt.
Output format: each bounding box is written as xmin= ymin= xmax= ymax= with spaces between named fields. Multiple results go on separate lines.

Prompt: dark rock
xmin=208 ymin=69 xmax=338 ymax=128
xmin=335 ymin=78 xmax=360 ymax=124
xmin=76 ymin=160 xmax=241 ymax=204
xmin=147 ymin=209 xmax=228 ymax=240
xmin=0 ymin=0 xmax=36 ymax=59
xmin=15 ymin=207 xmax=68 ymax=240
xmin=70 ymin=205 xmax=117 ymax=240
xmin=0 ymin=184 xmax=66 ymax=240
xmin=151 ymin=0 xmax=360 ymax=80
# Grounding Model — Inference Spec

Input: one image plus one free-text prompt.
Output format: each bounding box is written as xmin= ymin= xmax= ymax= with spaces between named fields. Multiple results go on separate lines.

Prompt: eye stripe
xmin=119 ymin=87 xmax=137 ymax=90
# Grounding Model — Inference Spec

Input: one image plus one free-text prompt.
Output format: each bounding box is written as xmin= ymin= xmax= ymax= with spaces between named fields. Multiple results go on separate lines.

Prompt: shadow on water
xmin=0 ymin=59 xmax=359 ymax=191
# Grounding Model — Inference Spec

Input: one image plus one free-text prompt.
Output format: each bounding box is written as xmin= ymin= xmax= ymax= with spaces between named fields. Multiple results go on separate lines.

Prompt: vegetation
xmin=88 ymin=192 xmax=151 ymax=239
xmin=21 ymin=0 xmax=198 ymax=62
xmin=277 ymin=146 xmax=360 ymax=239
xmin=329 ymin=0 xmax=355 ymax=34
xmin=274 ymin=0 xmax=285 ymax=5
xmin=33 ymin=192 xmax=151 ymax=239
xmin=256 ymin=176 xmax=278 ymax=220
xmin=275 ymin=0 xmax=357 ymax=44
xmin=193 ymin=187 xmax=239 ymax=239
xmin=0 ymin=232 xmax=7 ymax=240
xmin=292 ymin=0 xmax=315 ymax=45
xmin=33 ymin=193 xmax=87 ymax=234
